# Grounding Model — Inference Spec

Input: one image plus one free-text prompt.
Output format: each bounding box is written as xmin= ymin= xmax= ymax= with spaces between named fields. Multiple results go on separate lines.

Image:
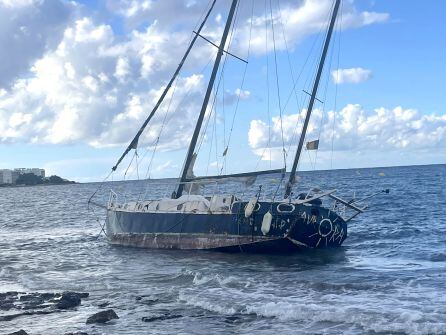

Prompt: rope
xmin=331 ymin=1 xmax=343 ymax=169
xmin=269 ymin=0 xmax=286 ymax=170
xmin=225 ymin=0 xmax=255 ymax=160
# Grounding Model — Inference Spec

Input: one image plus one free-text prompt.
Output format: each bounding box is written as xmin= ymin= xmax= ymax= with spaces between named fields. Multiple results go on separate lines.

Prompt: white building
xmin=14 ymin=168 xmax=45 ymax=178
xmin=0 ymin=169 xmax=20 ymax=184
xmin=0 ymin=168 xmax=46 ymax=184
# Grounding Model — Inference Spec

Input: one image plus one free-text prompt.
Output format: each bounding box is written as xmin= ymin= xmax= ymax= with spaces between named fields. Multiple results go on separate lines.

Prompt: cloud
xmin=0 ymin=16 xmax=214 ymax=149
xmin=249 ymin=104 xmax=446 ymax=159
xmin=0 ymin=0 xmax=74 ymax=88
xmin=0 ymin=0 xmax=389 ymax=152
xmin=331 ymin=67 xmax=372 ymax=84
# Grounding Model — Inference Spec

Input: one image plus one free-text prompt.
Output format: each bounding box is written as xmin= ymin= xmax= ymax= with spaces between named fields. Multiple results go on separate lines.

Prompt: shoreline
xmin=0 ymin=182 xmax=78 ymax=189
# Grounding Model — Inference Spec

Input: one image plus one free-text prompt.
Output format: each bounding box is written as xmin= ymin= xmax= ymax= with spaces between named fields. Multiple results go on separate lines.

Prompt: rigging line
xmin=214 ymin=98 xmax=219 ymax=174
xmin=135 ymin=149 xmax=140 ymax=180
xmin=331 ymin=1 xmax=342 ymax=170
xmin=265 ymin=0 xmax=272 ymax=168
xmin=254 ymin=0 xmax=271 ymax=171
xmin=111 ymin=0 xmax=217 ymax=173
xmin=165 ymin=51 xmax=216 ymax=129
xmin=196 ymin=0 xmax=241 ymax=157
xmin=205 ymin=104 xmax=216 ymax=176
xmin=87 ymin=169 xmax=114 ymax=207
xmin=226 ymin=0 xmax=255 ymax=154
xmin=276 ymin=0 xmax=309 ymax=167
xmin=196 ymin=54 xmax=226 ymax=154
xmin=285 ymin=2 xmax=334 ymax=168
xmin=133 ymin=1 xmax=215 ymax=175
xmin=123 ymin=150 xmax=137 ymax=182
xmin=280 ymin=16 xmax=327 ymax=115
xmin=277 ymin=0 xmax=301 ymax=115
xmin=281 ymin=6 xmax=333 ymax=173
xmin=144 ymin=71 xmax=181 ymax=179
xmin=269 ymin=0 xmax=286 ymax=170
xmin=313 ymin=17 xmax=337 ymax=171
xmin=285 ymin=0 xmax=340 ymax=197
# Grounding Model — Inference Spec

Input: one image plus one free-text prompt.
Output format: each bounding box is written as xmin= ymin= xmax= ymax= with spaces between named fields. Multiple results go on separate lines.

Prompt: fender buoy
xmin=244 ymin=197 xmax=258 ymax=218
xmin=261 ymin=211 xmax=273 ymax=235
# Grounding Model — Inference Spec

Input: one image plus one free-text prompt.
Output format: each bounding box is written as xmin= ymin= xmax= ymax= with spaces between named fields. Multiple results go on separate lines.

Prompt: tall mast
xmin=285 ymin=0 xmax=341 ymax=198
xmin=175 ymin=0 xmax=239 ymax=198
xmin=111 ymin=0 xmax=217 ymax=172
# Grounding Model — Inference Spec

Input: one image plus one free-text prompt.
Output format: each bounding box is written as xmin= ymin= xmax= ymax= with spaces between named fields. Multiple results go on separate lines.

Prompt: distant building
xmin=0 ymin=168 xmax=45 ymax=184
xmin=0 ymin=169 xmax=13 ymax=184
xmin=14 ymin=168 xmax=45 ymax=178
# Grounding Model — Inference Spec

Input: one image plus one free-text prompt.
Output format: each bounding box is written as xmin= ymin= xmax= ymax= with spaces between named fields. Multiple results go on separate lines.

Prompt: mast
xmin=285 ymin=0 xmax=341 ymax=198
xmin=111 ymin=0 xmax=217 ymax=172
xmin=175 ymin=0 xmax=239 ymax=198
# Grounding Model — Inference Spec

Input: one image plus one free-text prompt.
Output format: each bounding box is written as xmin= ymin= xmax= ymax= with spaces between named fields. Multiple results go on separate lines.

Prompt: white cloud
xmin=0 ymin=0 xmax=74 ymax=88
xmin=0 ymin=0 xmax=390 ymax=153
xmin=332 ymin=67 xmax=372 ymax=84
xmin=249 ymin=104 xmax=446 ymax=159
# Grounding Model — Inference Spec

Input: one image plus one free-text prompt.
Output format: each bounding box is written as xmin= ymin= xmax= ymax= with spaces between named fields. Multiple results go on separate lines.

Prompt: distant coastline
xmin=0 ymin=174 xmax=76 ymax=188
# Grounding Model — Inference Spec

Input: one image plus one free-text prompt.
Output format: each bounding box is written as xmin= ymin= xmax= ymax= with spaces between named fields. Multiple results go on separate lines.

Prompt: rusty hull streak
xmin=108 ymin=233 xmax=280 ymax=250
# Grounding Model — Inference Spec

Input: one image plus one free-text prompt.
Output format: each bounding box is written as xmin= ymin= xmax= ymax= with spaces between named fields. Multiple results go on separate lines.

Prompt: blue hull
xmin=106 ymin=201 xmax=347 ymax=253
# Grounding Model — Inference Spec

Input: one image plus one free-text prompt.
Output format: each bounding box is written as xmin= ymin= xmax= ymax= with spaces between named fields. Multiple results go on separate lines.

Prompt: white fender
xmin=261 ymin=211 xmax=273 ymax=235
xmin=244 ymin=197 xmax=258 ymax=218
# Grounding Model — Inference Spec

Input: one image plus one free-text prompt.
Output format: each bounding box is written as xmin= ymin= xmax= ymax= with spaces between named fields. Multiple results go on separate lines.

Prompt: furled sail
xmin=185 ymin=168 xmax=285 ymax=187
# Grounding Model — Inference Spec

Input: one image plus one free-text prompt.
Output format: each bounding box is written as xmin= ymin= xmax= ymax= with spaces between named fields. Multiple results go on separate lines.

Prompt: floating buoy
xmin=244 ymin=197 xmax=258 ymax=218
xmin=261 ymin=211 xmax=273 ymax=235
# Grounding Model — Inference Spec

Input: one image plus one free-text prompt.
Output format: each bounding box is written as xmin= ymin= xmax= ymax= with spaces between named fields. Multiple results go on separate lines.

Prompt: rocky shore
xmin=1 ymin=291 xmax=189 ymax=334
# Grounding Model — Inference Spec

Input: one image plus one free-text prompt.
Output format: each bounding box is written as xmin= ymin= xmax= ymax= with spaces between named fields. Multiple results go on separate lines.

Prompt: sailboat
xmin=89 ymin=0 xmax=387 ymax=252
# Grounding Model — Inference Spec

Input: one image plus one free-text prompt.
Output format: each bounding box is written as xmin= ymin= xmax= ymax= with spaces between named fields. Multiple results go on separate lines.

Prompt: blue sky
xmin=0 ymin=0 xmax=445 ymax=182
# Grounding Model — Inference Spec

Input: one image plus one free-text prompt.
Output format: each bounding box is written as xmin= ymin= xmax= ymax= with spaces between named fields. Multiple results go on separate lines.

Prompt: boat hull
xmin=105 ymin=201 xmax=348 ymax=253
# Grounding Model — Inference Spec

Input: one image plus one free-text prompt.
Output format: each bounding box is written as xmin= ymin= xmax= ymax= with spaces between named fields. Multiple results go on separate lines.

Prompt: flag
xmin=306 ymin=139 xmax=319 ymax=150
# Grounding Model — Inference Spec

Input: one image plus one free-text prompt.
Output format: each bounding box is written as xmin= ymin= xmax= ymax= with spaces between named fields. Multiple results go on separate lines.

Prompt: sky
xmin=0 ymin=0 xmax=445 ymax=182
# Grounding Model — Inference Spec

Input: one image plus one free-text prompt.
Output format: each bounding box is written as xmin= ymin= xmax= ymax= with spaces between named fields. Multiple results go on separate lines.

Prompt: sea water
xmin=0 ymin=164 xmax=445 ymax=334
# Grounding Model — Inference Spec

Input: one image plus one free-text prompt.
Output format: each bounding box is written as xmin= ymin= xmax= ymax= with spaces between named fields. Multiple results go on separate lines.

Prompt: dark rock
xmin=6 ymin=330 xmax=28 ymax=335
xmin=56 ymin=292 xmax=82 ymax=309
xmin=64 ymin=333 xmax=89 ymax=335
xmin=86 ymin=309 xmax=119 ymax=324
xmin=140 ymin=298 xmax=159 ymax=306
xmin=225 ymin=315 xmax=242 ymax=323
xmin=0 ymin=302 xmax=15 ymax=310
xmin=97 ymin=301 xmax=110 ymax=308
xmin=19 ymin=293 xmax=42 ymax=301
xmin=39 ymin=292 xmax=57 ymax=300
xmin=135 ymin=296 xmax=142 ymax=301
xmin=78 ymin=292 xmax=89 ymax=299
xmin=142 ymin=314 xmax=182 ymax=322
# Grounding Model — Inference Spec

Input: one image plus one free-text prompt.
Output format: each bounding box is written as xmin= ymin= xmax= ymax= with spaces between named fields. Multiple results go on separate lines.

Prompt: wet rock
xmin=225 ymin=315 xmax=242 ymax=323
xmin=142 ymin=314 xmax=182 ymax=322
xmin=86 ymin=309 xmax=119 ymax=324
xmin=135 ymin=296 xmax=142 ymax=301
xmin=6 ymin=330 xmax=28 ymax=335
xmin=141 ymin=298 xmax=159 ymax=306
xmin=64 ymin=332 xmax=89 ymax=335
xmin=0 ymin=310 xmax=54 ymax=322
xmin=56 ymin=292 xmax=83 ymax=309
xmin=0 ymin=302 xmax=15 ymax=310
xmin=97 ymin=301 xmax=110 ymax=308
